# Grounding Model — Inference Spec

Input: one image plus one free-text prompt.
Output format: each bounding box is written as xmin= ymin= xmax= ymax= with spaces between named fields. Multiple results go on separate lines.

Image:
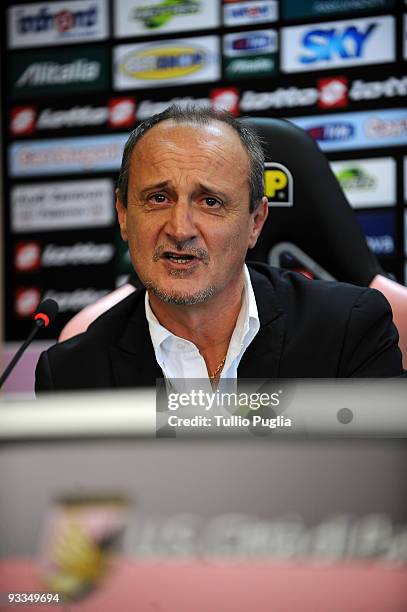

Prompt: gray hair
xmin=116 ymin=105 xmax=265 ymax=213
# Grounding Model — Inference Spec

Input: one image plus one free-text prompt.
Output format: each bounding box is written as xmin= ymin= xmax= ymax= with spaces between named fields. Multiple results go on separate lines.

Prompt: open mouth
xmin=162 ymin=252 xmax=198 ymax=264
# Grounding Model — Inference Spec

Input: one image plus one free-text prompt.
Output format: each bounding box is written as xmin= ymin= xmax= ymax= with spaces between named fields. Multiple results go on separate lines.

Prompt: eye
xmin=150 ymin=193 xmax=167 ymax=203
xmin=204 ymin=197 xmax=222 ymax=208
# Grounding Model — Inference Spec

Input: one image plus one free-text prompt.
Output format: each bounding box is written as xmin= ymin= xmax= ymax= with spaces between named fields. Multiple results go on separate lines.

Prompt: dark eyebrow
xmin=195 ymin=182 xmax=228 ymax=200
xmin=139 ymin=181 xmax=229 ymax=200
xmin=139 ymin=181 xmax=171 ymax=196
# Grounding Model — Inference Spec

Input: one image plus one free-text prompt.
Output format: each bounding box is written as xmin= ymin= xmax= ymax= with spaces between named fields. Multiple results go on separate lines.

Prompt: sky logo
xmin=281 ymin=16 xmax=394 ymax=73
xmin=300 ymin=24 xmax=376 ymax=64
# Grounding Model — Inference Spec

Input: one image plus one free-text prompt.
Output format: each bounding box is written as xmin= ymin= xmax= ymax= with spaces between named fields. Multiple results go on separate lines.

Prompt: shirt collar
xmin=145 ymin=263 xmax=259 ymax=355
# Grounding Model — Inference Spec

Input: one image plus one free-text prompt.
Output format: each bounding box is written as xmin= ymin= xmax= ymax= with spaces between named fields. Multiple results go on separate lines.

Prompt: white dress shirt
xmin=145 ymin=265 xmax=260 ymax=383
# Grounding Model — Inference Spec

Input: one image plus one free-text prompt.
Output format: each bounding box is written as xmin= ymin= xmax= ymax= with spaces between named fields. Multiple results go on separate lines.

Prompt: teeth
xmin=166 ymin=254 xmax=194 ymax=262
xmin=169 ymin=258 xmax=191 ymax=263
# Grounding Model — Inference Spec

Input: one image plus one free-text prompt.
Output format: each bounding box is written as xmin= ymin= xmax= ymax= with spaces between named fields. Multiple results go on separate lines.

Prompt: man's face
xmin=116 ymin=119 xmax=268 ymax=306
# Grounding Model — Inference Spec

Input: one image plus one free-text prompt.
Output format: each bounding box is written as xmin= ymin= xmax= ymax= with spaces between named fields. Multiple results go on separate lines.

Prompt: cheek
xmin=217 ymin=220 xmax=251 ymax=252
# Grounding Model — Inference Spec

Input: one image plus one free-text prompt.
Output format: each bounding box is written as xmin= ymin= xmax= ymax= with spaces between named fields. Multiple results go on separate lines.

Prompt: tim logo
xmin=299 ymin=24 xmax=376 ymax=64
xmin=232 ymin=35 xmax=270 ymax=52
xmin=307 ymin=123 xmax=354 ymax=142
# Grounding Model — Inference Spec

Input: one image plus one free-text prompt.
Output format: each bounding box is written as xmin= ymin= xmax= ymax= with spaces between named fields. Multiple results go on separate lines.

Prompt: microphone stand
xmin=0 ymin=320 xmax=44 ymax=389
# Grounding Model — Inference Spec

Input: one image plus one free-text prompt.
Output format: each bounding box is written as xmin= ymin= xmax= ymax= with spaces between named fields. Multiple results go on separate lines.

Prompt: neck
xmin=148 ymin=275 xmax=245 ymax=374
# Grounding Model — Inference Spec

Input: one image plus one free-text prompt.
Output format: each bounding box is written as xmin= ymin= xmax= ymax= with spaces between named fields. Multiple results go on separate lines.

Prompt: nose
xmin=164 ymin=200 xmax=197 ymax=244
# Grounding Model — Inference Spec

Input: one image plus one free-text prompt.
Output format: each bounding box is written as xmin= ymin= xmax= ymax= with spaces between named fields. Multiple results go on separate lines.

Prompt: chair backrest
xmin=243 ymin=117 xmax=407 ymax=366
xmin=243 ymin=117 xmax=382 ymax=286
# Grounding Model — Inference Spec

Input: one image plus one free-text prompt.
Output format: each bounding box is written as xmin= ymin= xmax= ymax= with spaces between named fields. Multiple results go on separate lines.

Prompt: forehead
xmin=129 ymin=120 xmax=250 ymax=181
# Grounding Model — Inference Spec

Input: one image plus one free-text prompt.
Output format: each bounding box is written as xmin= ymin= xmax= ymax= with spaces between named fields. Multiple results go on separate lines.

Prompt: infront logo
xmin=264 ymin=163 xmax=293 ymax=207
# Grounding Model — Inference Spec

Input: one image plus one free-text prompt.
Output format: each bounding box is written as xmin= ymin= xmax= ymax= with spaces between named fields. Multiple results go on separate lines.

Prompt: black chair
xmin=243 ymin=117 xmax=407 ymax=365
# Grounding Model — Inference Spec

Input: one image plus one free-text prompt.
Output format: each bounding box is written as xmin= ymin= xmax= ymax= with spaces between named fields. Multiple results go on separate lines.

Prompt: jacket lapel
xmin=109 ymin=290 xmax=162 ymax=387
xmin=238 ymin=266 xmax=287 ymax=379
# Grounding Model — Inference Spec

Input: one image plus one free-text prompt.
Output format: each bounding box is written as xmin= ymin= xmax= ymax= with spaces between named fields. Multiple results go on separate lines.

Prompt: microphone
xmin=34 ymin=299 xmax=59 ymax=329
xmin=0 ymin=299 xmax=59 ymax=389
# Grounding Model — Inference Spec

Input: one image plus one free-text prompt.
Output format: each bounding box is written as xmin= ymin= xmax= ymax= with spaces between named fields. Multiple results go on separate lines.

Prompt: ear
xmin=115 ymin=190 xmax=128 ymax=242
xmin=248 ymin=196 xmax=269 ymax=249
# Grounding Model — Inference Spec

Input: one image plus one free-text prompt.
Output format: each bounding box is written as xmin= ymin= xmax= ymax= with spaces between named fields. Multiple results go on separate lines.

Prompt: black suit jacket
xmin=35 ymin=264 xmax=404 ymax=391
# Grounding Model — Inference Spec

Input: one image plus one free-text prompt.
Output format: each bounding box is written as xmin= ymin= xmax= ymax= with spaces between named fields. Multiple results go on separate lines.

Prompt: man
xmin=35 ymin=106 xmax=404 ymax=391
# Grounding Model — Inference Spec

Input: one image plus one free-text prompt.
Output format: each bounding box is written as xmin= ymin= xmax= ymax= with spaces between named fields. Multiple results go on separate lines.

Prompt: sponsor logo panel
xmin=282 ymin=0 xmax=395 ymax=20
xmin=10 ymin=106 xmax=37 ymax=135
xmin=288 ymin=109 xmax=407 ymax=152
xmin=113 ymin=37 xmax=220 ymax=90
xmin=114 ymin=0 xmax=219 ymax=38
xmin=240 ymin=75 xmax=407 ymax=112
xmin=264 ymin=163 xmax=293 ymax=207
xmin=108 ymin=98 xmax=137 ymax=128
xmin=15 ymin=287 xmax=42 ymax=317
xmin=223 ymin=30 xmax=277 ymax=79
xmin=318 ymin=77 xmax=348 ymax=109
xmin=15 ymin=242 xmax=41 ymax=272
xmin=240 ymin=87 xmax=317 ymax=112
xmin=42 ymin=288 xmax=110 ymax=312
xmin=356 ymin=211 xmax=396 ymax=256
xmin=210 ymin=87 xmax=240 ymax=116
xmin=10 ymin=98 xmax=136 ymax=136
xmin=330 ymin=158 xmax=396 ymax=208
xmin=134 ymin=87 xmax=240 ymax=120
xmin=136 ymin=96 xmax=211 ymax=119
xmin=14 ymin=287 xmax=110 ymax=316
xmin=11 ymin=179 xmax=115 ymax=233
xmin=9 ymin=135 xmax=127 ymax=177
xmin=10 ymin=47 xmax=109 ymax=98
xmin=8 ymin=0 xmax=108 ymax=49
xmin=14 ymin=241 xmax=115 ymax=272
xmin=224 ymin=0 xmax=278 ymax=27
xmin=281 ymin=16 xmax=395 ymax=74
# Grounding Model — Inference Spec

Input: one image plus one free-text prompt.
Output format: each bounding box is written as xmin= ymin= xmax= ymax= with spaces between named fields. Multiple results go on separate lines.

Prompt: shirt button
xmin=177 ymin=343 xmax=184 ymax=350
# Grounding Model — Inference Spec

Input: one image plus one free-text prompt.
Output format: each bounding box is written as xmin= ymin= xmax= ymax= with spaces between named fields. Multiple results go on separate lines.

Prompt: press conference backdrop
xmin=1 ymin=0 xmax=407 ymax=345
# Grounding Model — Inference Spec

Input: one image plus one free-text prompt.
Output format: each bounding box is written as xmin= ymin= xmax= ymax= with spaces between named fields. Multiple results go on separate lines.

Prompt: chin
xmin=145 ymin=280 xmax=217 ymax=306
